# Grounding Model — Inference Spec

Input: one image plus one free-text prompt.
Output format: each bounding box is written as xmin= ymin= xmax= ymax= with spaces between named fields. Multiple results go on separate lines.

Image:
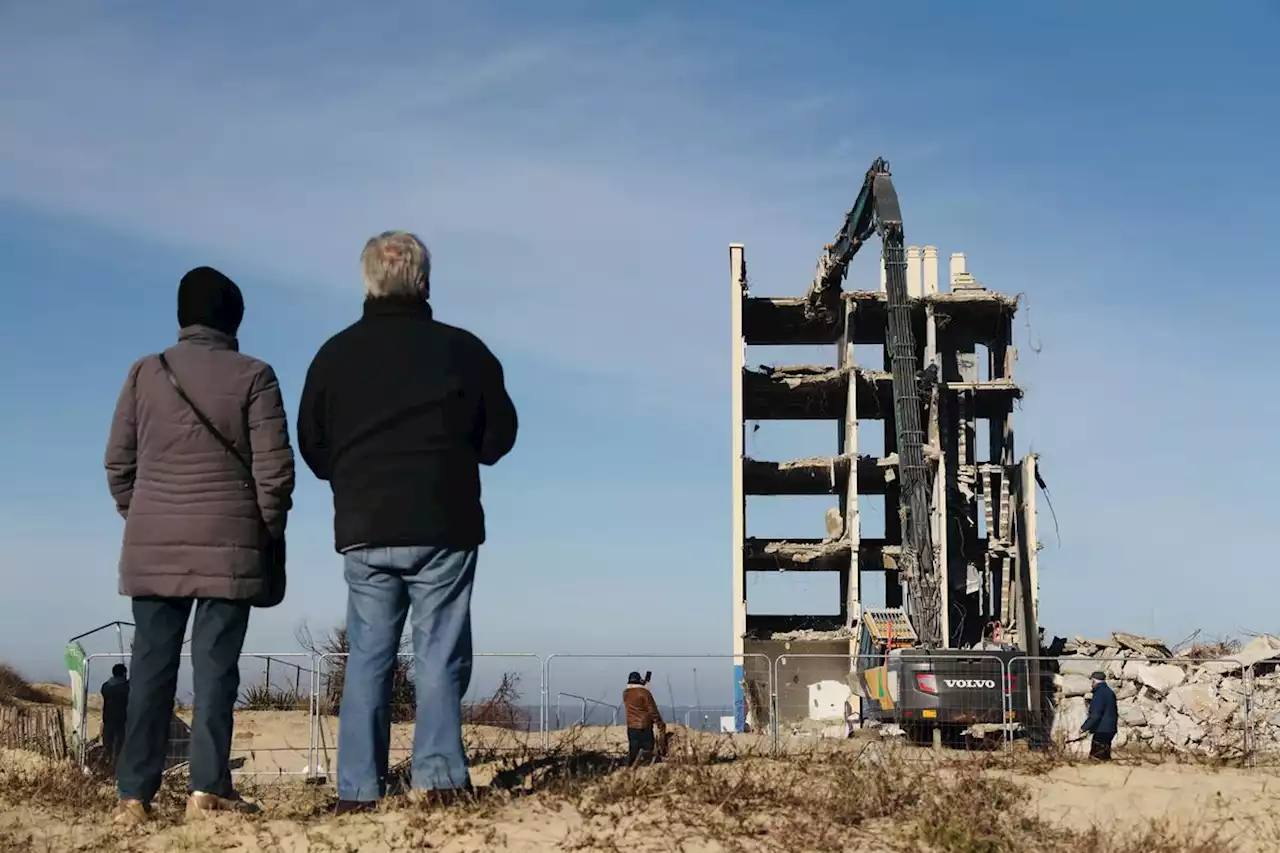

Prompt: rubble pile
xmin=1049 ymin=632 xmax=1280 ymax=756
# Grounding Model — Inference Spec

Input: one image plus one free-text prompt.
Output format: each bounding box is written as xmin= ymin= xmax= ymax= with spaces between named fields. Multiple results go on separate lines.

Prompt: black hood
xmin=178 ymin=266 xmax=244 ymax=337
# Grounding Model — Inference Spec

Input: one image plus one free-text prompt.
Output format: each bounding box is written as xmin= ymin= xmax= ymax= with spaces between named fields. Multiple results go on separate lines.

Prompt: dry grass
xmin=238 ymin=683 xmax=309 ymax=712
xmin=0 ymin=735 xmax=1250 ymax=853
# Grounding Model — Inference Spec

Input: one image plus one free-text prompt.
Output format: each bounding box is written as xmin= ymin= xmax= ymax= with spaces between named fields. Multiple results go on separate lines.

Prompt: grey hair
xmin=360 ymin=231 xmax=431 ymax=299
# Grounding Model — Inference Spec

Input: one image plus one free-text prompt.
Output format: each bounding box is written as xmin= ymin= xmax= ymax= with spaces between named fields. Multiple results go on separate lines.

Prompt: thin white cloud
xmin=0 ymin=5 xmax=878 ymax=415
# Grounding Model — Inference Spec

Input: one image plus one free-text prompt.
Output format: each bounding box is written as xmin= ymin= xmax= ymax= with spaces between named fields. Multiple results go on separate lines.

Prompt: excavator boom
xmin=808 ymin=158 xmax=943 ymax=647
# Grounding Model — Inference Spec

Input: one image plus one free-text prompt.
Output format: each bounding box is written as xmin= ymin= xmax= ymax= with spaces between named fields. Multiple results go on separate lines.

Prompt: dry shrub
xmin=0 ymin=664 xmax=49 ymax=705
xmin=298 ymin=622 xmax=530 ymax=729
xmin=0 ymin=754 xmax=115 ymax=813
xmin=238 ymin=682 xmax=308 ymax=711
xmin=297 ymin=623 xmax=415 ymax=720
xmin=1182 ymin=640 xmax=1241 ymax=661
xmin=549 ymin=747 xmax=1237 ymax=853
xmin=462 ymin=673 xmax=531 ymax=731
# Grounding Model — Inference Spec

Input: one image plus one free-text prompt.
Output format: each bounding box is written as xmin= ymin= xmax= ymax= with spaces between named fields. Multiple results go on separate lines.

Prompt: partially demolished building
xmin=730 ymin=244 xmax=1042 ymax=732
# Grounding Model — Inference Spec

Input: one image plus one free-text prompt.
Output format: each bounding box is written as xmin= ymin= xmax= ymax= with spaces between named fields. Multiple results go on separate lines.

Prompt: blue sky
xmin=1 ymin=2 xmax=1278 ymax=691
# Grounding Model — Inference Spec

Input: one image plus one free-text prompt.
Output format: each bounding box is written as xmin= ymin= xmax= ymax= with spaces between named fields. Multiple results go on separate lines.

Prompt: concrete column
xmin=922 ymin=245 xmax=945 ymax=644
xmin=923 ymin=247 xmax=939 ymax=296
xmin=842 ymin=298 xmax=860 ymax=626
xmin=729 ymin=243 xmax=748 ymax=732
xmin=1020 ymin=453 xmax=1040 ymax=634
xmin=949 ymin=252 xmax=967 ymax=288
xmin=907 ymin=246 xmax=923 ymax=298
xmin=935 ymin=449 xmax=950 ymax=647
xmin=842 ymin=297 xmax=862 ymax=715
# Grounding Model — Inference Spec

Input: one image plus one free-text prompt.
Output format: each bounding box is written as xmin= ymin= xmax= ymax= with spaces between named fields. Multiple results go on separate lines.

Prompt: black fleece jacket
xmin=298 ymin=297 xmax=517 ymax=551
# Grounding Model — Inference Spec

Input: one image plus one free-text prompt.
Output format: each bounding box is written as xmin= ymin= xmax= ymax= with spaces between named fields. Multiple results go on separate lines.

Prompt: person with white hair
xmin=298 ymin=231 xmax=517 ymax=814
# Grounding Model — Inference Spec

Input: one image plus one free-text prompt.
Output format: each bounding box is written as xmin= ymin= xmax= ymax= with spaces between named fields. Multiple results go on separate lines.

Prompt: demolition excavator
xmin=808 ymin=159 xmax=1044 ymax=740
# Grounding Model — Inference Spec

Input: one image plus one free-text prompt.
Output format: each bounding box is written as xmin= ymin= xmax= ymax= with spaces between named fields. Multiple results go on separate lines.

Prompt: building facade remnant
xmin=730 ymin=244 xmax=1041 ymax=733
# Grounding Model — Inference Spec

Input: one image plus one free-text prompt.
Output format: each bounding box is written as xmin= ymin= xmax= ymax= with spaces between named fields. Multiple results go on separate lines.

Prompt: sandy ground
xmin=1019 ymin=762 xmax=1280 ymax=849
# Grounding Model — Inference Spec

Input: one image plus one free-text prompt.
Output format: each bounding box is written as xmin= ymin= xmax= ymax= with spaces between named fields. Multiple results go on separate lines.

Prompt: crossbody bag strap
xmin=157 ymin=352 xmax=253 ymax=478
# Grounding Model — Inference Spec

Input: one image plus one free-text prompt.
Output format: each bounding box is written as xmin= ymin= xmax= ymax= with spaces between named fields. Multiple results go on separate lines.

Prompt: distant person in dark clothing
xmin=101 ymin=664 xmax=130 ymax=763
xmin=298 ymin=231 xmax=517 ymax=814
xmin=622 ymin=672 xmax=666 ymax=765
xmin=1081 ymin=671 xmax=1118 ymax=760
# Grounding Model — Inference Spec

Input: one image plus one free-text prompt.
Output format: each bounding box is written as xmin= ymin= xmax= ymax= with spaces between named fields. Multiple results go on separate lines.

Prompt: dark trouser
xmin=627 ymin=727 xmax=655 ymax=765
xmin=102 ymin=717 xmax=126 ymax=762
xmin=1090 ymin=732 xmax=1114 ymax=761
xmin=116 ymin=597 xmax=250 ymax=803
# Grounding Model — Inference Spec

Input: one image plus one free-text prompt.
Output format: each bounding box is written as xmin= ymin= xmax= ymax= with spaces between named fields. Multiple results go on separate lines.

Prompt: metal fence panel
xmin=312 ymin=652 xmax=544 ymax=781
xmin=81 ymin=652 xmax=318 ymax=780
xmin=543 ymin=654 xmax=772 ymax=758
xmin=65 ymin=647 xmax=1280 ymax=777
xmin=1009 ymin=655 xmax=1251 ymax=763
xmin=773 ymin=653 xmax=1012 ymax=754
xmin=1244 ymin=661 xmax=1280 ymax=767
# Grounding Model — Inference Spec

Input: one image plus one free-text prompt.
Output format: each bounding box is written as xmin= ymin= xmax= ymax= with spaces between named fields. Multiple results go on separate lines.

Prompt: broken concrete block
xmin=823 ymin=506 xmax=844 ymax=540
xmin=1118 ymin=701 xmax=1147 ymax=727
xmin=1136 ymin=663 xmax=1185 ymax=695
xmin=1115 ymin=681 xmax=1138 ymax=701
xmin=1061 ymin=674 xmax=1092 ymax=698
xmin=1104 ymin=656 xmax=1128 ymax=680
xmin=1164 ymin=712 xmax=1206 ymax=747
xmin=1057 ymin=656 xmax=1099 ymax=678
xmin=1121 ymin=660 xmax=1147 ymax=682
xmin=1137 ymin=696 xmax=1170 ymax=730
xmin=1051 ymin=698 xmax=1089 ymax=744
xmin=1167 ymin=683 xmax=1225 ymax=725
xmin=1201 ymin=635 xmax=1280 ymax=675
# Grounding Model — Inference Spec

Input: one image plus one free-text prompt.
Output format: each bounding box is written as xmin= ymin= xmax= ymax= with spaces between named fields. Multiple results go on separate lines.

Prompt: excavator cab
xmin=850 ymin=608 xmax=918 ymax=715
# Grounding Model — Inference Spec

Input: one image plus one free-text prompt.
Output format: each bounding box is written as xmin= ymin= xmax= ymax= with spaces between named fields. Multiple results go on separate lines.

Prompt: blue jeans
xmin=337 ymin=546 xmax=476 ymax=801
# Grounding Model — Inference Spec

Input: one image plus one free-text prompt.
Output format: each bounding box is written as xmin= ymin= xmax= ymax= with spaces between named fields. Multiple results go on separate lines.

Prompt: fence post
xmin=1245 ymin=663 xmax=1255 ymax=768
xmin=770 ymin=656 xmax=780 ymax=756
xmin=541 ymin=656 xmax=552 ymax=750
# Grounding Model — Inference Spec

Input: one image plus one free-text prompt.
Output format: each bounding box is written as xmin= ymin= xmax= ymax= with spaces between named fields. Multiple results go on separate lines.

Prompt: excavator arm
xmin=806 ymin=158 xmax=943 ymax=647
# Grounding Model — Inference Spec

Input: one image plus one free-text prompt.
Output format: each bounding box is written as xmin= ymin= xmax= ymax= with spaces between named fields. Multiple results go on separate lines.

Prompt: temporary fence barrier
xmin=543 ymin=654 xmax=773 ymax=756
xmin=312 ymin=652 xmax=543 ymax=782
xmin=684 ymin=708 xmax=736 ymax=733
xmin=773 ymin=653 xmax=1013 ymax=754
xmin=555 ymin=693 xmax=619 ymax=728
xmin=66 ymin=647 xmax=1280 ymax=783
xmin=81 ymin=652 xmax=317 ymax=779
xmin=1007 ymin=655 xmax=1253 ymax=764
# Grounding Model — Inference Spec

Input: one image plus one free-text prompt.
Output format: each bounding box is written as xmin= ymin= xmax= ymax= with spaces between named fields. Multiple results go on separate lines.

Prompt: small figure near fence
xmin=104 ymin=266 xmax=296 ymax=826
xmin=1081 ymin=671 xmax=1118 ymax=761
xmin=622 ymin=671 xmax=666 ymax=765
xmin=843 ymin=697 xmax=858 ymax=738
xmin=100 ymin=664 xmax=130 ymax=764
xmin=298 ymin=231 xmax=517 ymax=815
